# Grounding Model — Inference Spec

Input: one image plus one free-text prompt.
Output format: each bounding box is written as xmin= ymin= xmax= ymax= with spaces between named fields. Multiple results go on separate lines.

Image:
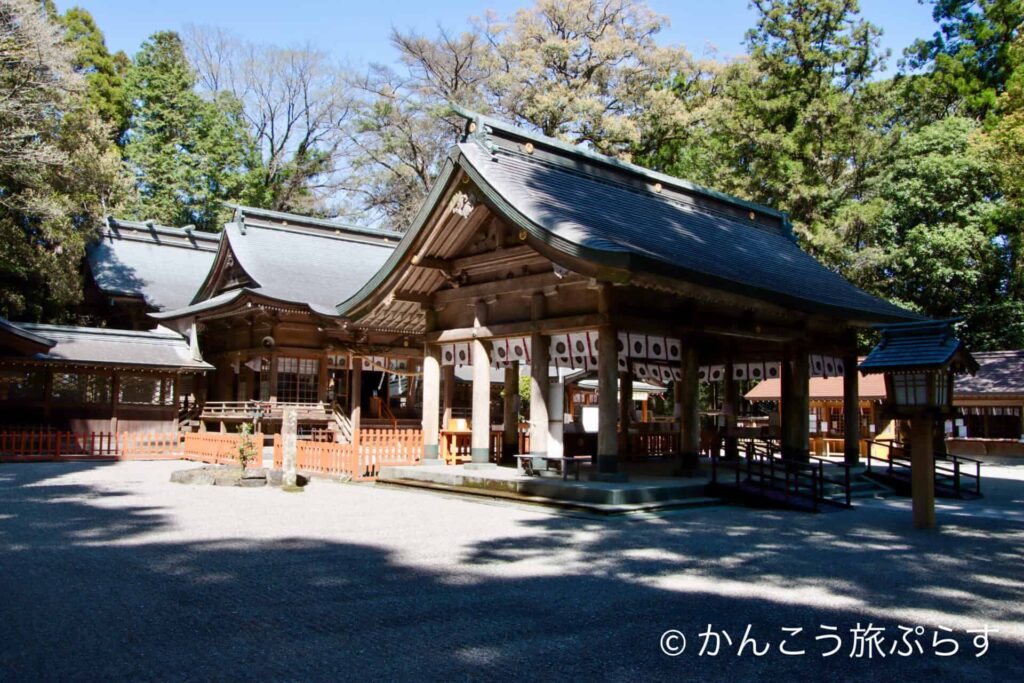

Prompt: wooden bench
xmin=515 ymin=453 xmax=592 ymax=481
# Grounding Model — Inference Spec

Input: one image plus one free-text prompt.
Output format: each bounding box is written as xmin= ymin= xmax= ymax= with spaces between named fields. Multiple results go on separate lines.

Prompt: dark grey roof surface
xmin=954 ymin=350 xmax=1024 ymax=396
xmin=216 ymin=220 xmax=396 ymax=316
xmin=457 ymin=137 xmax=917 ymax=322
xmin=0 ymin=317 xmax=55 ymax=353
xmin=87 ymin=219 xmax=220 ymax=311
xmin=860 ymin=320 xmax=976 ymax=373
xmin=15 ymin=324 xmax=212 ymax=371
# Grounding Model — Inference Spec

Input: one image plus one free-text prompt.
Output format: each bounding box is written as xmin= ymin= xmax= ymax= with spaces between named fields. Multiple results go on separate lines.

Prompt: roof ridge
xmin=449 ymin=104 xmax=788 ymax=223
xmin=18 ymin=323 xmax=183 ymax=339
xmin=227 ymin=203 xmax=401 ymax=240
xmin=107 ymin=217 xmax=221 ymax=242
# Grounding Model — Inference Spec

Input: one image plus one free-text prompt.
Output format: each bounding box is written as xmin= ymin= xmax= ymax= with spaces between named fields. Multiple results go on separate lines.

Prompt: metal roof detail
xmin=13 ymin=323 xmax=213 ymax=371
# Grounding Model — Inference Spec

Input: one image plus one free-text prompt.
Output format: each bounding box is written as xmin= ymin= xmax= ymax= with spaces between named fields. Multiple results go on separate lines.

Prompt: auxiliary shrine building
xmin=5 ymin=108 xmax=966 ymax=473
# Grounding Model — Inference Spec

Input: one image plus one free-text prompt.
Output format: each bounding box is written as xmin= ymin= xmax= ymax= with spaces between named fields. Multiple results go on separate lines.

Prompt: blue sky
xmin=57 ymin=0 xmax=939 ymax=75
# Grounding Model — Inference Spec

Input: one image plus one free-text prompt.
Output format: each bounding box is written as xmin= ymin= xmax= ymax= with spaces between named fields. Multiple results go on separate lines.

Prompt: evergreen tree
xmin=123 ymin=31 xmax=255 ymax=231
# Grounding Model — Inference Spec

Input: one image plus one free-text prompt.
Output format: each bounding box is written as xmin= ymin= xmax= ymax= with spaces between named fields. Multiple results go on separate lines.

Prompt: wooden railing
xmin=866 ymin=440 xmax=982 ymax=497
xmin=182 ymin=432 xmax=263 ymax=466
xmin=273 ymin=429 xmax=422 ymax=480
xmin=0 ymin=431 xmax=185 ymax=462
xmin=440 ymin=429 xmax=503 ymax=465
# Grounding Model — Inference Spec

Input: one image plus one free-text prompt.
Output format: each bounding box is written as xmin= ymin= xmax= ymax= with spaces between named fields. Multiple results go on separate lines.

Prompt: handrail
xmin=866 ymin=439 xmax=982 ymax=496
xmin=716 ymin=438 xmax=852 ymax=508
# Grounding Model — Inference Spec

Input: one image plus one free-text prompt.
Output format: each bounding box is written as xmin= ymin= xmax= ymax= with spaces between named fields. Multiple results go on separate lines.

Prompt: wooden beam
xmin=432 ymin=272 xmax=584 ymax=305
xmin=392 ymin=291 xmax=434 ymax=305
xmin=424 ymin=313 xmax=607 ymax=343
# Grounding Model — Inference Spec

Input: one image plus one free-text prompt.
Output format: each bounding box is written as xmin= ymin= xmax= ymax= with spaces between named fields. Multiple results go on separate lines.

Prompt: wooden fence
xmin=181 ymin=432 xmax=263 ymax=466
xmin=0 ymin=431 xmax=185 ymax=462
xmin=274 ymin=429 xmax=423 ymax=480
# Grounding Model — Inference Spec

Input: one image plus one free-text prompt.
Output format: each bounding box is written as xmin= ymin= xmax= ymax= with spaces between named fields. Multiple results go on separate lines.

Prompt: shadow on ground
xmin=0 ymin=461 xmax=1022 ymax=681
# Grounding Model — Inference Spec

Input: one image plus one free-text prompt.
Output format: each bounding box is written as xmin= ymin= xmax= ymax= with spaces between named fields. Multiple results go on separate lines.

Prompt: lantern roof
xmin=859 ymin=319 xmax=978 ymax=375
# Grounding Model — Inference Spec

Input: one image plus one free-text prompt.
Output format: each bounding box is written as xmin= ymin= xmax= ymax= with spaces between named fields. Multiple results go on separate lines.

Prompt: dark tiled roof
xmin=452 ymin=109 xmax=919 ymax=323
xmin=86 ymin=219 xmax=220 ymax=311
xmin=0 ymin=317 xmax=55 ymax=355
xmin=955 ymin=350 xmax=1024 ymax=396
xmin=13 ymin=324 xmax=212 ymax=371
xmin=860 ymin=320 xmax=977 ymax=373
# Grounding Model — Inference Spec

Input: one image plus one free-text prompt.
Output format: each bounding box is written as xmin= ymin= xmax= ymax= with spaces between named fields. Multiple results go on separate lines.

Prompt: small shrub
xmin=238 ymin=423 xmax=257 ymax=472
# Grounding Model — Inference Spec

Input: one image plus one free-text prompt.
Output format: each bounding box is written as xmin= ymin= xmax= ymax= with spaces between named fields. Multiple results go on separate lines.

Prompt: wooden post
xmin=911 ymin=415 xmax=936 ymax=529
xmin=422 ymin=344 xmax=442 ymax=464
xmin=724 ymin=360 xmax=739 ymax=459
xmin=679 ymin=342 xmax=700 ymax=471
xmin=595 ymin=285 xmax=624 ymax=480
xmin=469 ymin=300 xmax=494 ymax=467
xmin=782 ymin=349 xmax=810 ymax=462
xmin=843 ymin=352 xmax=860 ymax=466
xmin=502 ymin=364 xmax=519 ymax=465
xmin=350 ymin=359 xmax=362 ymax=437
xmin=529 ymin=293 xmax=549 ymax=460
xmin=442 ymin=364 xmax=455 ymax=431
xmin=619 ymin=371 xmax=632 ymax=457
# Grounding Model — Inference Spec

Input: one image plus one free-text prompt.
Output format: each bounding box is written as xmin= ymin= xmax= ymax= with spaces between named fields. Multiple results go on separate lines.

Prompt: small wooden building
xmin=0 ymin=319 xmax=212 ymax=433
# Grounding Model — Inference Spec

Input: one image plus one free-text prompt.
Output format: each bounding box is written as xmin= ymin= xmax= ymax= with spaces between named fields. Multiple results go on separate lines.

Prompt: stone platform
xmin=376 ymin=464 xmax=721 ymax=514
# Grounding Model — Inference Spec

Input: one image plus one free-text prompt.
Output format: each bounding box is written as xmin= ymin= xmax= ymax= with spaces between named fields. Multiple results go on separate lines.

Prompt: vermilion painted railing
xmin=273 ymin=429 xmax=423 ymax=480
xmin=0 ymin=431 xmax=185 ymax=462
xmin=181 ymin=432 xmax=263 ymax=466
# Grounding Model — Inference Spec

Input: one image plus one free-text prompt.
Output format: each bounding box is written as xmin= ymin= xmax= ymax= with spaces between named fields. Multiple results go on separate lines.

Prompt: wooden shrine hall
xmin=337 ymin=107 xmax=920 ymax=479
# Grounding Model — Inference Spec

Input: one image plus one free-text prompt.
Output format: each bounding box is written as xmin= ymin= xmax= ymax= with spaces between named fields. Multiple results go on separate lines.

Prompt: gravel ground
xmin=1 ymin=460 xmax=1022 ymax=682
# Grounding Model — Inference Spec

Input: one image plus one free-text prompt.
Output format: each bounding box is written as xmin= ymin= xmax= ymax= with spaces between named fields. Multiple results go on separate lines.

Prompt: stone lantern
xmin=860 ymin=320 xmax=977 ymax=529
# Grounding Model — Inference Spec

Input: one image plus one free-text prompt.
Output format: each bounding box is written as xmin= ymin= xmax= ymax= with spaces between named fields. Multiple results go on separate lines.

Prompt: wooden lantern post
xmin=859 ymin=320 xmax=977 ymax=530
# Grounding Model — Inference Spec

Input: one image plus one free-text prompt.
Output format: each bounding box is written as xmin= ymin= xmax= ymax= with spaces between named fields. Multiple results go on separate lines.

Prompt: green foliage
xmin=238 ymin=422 xmax=257 ymax=472
xmin=903 ymin=0 xmax=1024 ymax=119
xmin=0 ymin=0 xmax=131 ymax=321
xmin=123 ymin=31 xmax=257 ymax=232
xmin=56 ymin=6 xmax=131 ymax=139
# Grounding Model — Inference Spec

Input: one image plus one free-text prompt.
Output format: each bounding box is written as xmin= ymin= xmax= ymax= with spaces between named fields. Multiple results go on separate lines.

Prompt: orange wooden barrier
xmin=182 ymin=432 xmax=263 ymax=466
xmin=272 ymin=429 xmax=423 ymax=480
xmin=0 ymin=431 xmax=185 ymax=462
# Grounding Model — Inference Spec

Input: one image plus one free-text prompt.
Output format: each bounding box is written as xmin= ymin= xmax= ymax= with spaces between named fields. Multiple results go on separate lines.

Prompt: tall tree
xmin=185 ymin=27 xmax=354 ymax=215
xmin=52 ymin=5 xmax=131 ymax=139
xmin=0 ymin=0 xmax=130 ymax=321
xmin=904 ymin=0 xmax=1024 ymax=119
xmin=123 ymin=31 xmax=255 ymax=231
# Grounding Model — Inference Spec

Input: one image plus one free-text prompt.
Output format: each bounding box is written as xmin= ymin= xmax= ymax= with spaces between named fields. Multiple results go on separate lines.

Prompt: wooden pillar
xmin=595 ymin=284 xmax=623 ymax=479
xmin=679 ymin=342 xmax=700 ymax=470
xmin=619 ymin=371 xmax=632 ymax=457
xmin=724 ymin=360 xmax=739 ymax=458
xmin=781 ymin=349 xmax=810 ymax=462
xmin=843 ymin=352 xmax=860 ymax=465
xmin=422 ymin=344 xmax=442 ymax=464
xmin=442 ymin=364 xmax=455 ymax=430
xmin=501 ymin=364 xmax=519 ymax=465
xmin=911 ymin=415 xmax=936 ymax=529
xmin=470 ymin=300 xmax=493 ymax=467
xmin=350 ymin=358 xmax=361 ymax=436
xmin=268 ymin=353 xmax=279 ymax=403
xmin=318 ymin=353 xmax=329 ymax=403
xmin=529 ymin=293 xmax=549 ymax=459
xmin=596 ymin=323 xmax=621 ymax=476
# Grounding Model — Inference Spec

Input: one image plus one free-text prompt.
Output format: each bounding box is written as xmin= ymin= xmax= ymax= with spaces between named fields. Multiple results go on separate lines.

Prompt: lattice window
xmin=162 ymin=378 xmax=175 ymax=405
xmin=276 ymin=357 xmax=319 ymax=403
xmin=0 ymin=369 xmax=45 ymax=402
xmin=119 ymin=375 xmax=162 ymax=405
xmin=52 ymin=372 xmax=112 ymax=404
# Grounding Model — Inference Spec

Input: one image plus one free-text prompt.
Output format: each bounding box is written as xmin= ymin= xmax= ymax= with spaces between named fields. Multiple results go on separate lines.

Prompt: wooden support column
xmin=911 ymin=415 xmax=936 ymax=529
xmin=442 ymin=365 xmax=455 ymax=429
xmin=350 ymin=358 xmax=362 ymax=436
xmin=318 ymin=353 xmax=329 ymax=403
xmin=619 ymin=371 xmax=633 ymax=457
xmin=594 ymin=284 xmax=624 ymax=479
xmin=421 ymin=344 xmax=442 ymax=464
xmin=724 ymin=360 xmax=739 ymax=459
xmin=843 ymin=352 xmax=860 ymax=465
xmin=781 ymin=348 xmax=810 ymax=462
xmin=501 ymin=364 xmax=519 ymax=465
xmin=469 ymin=300 xmax=494 ymax=467
xmin=529 ymin=293 xmax=549 ymax=459
xmin=679 ymin=342 xmax=700 ymax=470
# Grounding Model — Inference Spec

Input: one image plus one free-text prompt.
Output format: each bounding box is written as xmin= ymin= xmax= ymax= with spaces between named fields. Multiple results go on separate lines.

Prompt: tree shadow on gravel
xmin=0 ymin=462 xmax=1022 ymax=681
